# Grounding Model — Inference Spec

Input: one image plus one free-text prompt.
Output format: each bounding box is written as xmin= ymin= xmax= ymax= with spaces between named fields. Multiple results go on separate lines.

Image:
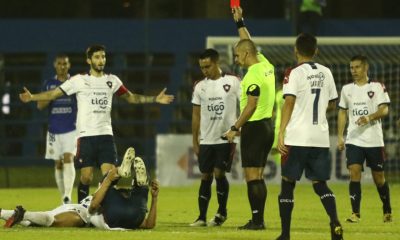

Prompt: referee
xmin=224 ymin=6 xmax=275 ymax=230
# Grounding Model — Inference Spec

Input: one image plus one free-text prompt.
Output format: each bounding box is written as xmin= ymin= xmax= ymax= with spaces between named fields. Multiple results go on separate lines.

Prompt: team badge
xmin=106 ymin=81 xmax=112 ymax=89
xmin=223 ymin=84 xmax=231 ymax=92
xmin=367 ymin=91 xmax=374 ymax=98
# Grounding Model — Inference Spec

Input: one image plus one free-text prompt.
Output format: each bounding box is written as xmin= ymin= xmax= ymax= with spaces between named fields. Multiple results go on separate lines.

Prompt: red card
xmin=230 ymin=0 xmax=240 ymax=8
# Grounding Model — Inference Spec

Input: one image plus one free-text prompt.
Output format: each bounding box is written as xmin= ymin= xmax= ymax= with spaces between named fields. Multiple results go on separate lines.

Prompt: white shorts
xmin=45 ymin=130 xmax=77 ymax=160
xmin=48 ymin=204 xmax=90 ymax=224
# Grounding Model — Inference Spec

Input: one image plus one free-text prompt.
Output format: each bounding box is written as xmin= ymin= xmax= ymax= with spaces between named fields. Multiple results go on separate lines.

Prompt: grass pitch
xmin=0 ymin=183 xmax=399 ymax=240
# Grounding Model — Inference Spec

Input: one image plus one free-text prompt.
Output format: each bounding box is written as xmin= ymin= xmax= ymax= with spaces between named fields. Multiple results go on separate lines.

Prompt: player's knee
xmin=312 ymin=181 xmax=331 ymax=196
xmin=214 ymin=169 xmax=226 ymax=179
xmin=80 ymin=174 xmax=93 ymax=185
xmin=55 ymin=160 xmax=63 ymax=169
xmin=201 ymin=173 xmax=213 ymax=181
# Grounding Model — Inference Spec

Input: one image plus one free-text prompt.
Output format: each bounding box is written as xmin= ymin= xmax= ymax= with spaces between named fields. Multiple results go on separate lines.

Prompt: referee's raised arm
xmin=232 ymin=7 xmax=251 ymax=40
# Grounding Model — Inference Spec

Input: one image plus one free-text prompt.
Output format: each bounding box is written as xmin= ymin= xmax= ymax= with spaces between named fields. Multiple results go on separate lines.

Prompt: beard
xmin=91 ymin=64 xmax=104 ymax=73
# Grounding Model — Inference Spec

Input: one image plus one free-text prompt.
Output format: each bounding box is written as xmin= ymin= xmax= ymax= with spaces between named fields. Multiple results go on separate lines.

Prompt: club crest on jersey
xmin=367 ymin=91 xmax=374 ymax=98
xmin=223 ymin=84 xmax=231 ymax=92
xmin=106 ymin=81 xmax=112 ymax=89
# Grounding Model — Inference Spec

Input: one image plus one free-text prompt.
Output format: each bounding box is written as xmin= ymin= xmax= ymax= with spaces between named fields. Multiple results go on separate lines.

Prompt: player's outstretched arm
xmin=120 ymin=88 xmax=174 ymax=104
xmin=19 ymin=87 xmax=64 ymax=103
xmin=139 ymin=180 xmax=159 ymax=229
xmin=232 ymin=6 xmax=251 ymax=40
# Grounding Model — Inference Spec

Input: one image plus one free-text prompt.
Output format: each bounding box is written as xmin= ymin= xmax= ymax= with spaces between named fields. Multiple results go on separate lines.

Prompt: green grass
xmin=0 ymin=183 xmax=399 ymax=240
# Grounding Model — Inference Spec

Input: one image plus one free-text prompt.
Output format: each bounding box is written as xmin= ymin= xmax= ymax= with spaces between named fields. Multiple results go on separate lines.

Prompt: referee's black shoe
xmin=238 ymin=220 xmax=265 ymax=230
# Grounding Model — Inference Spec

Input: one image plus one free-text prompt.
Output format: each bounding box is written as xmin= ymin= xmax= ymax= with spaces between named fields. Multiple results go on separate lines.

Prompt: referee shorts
xmin=241 ymin=118 xmax=274 ymax=168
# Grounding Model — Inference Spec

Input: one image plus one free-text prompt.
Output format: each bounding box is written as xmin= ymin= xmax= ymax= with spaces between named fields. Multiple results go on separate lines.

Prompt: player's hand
xmin=150 ymin=179 xmax=160 ymax=198
xmin=355 ymin=115 xmax=370 ymax=126
xmin=337 ymin=137 xmax=345 ymax=151
xmin=19 ymin=87 xmax=33 ymax=103
xmin=232 ymin=6 xmax=243 ymax=21
xmin=223 ymin=129 xmax=236 ymax=143
xmin=277 ymin=132 xmax=288 ymax=155
xmin=193 ymin=142 xmax=200 ymax=156
xmin=155 ymin=88 xmax=174 ymax=104
xmin=106 ymin=166 xmax=120 ymax=182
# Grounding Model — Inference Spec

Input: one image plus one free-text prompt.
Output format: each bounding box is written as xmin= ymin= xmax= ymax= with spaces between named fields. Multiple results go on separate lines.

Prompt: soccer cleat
xmin=133 ymin=156 xmax=148 ymax=186
xmin=4 ymin=206 xmax=26 ymax=228
xmin=345 ymin=213 xmax=360 ymax=223
xmin=330 ymin=222 xmax=344 ymax=240
xmin=238 ymin=220 xmax=265 ymax=230
xmin=208 ymin=213 xmax=227 ymax=227
xmin=118 ymin=147 xmax=135 ymax=178
xmin=276 ymin=235 xmax=290 ymax=240
xmin=383 ymin=213 xmax=392 ymax=223
xmin=189 ymin=218 xmax=207 ymax=227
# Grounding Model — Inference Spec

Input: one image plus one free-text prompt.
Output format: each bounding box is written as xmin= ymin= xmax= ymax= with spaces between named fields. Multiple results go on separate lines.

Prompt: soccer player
xmin=271 ymin=82 xmax=284 ymax=164
xmin=37 ymin=54 xmax=76 ymax=204
xmin=2 ymin=149 xmax=159 ymax=230
xmin=276 ymin=33 xmax=343 ymax=240
xmin=190 ymin=49 xmax=240 ymax=227
xmin=224 ymin=7 xmax=275 ymax=230
xmin=88 ymin=155 xmax=158 ymax=230
xmin=19 ymin=45 xmax=174 ymax=203
xmin=337 ymin=55 xmax=392 ymax=223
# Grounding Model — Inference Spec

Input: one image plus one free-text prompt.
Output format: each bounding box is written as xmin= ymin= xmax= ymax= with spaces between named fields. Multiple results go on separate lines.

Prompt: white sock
xmin=0 ymin=209 xmax=14 ymax=220
xmin=24 ymin=212 xmax=54 ymax=227
xmin=63 ymin=162 xmax=76 ymax=201
xmin=55 ymin=168 xmax=65 ymax=196
xmin=20 ymin=220 xmax=31 ymax=227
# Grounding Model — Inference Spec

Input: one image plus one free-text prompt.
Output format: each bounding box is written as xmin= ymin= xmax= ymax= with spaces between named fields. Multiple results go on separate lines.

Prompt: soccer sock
xmin=77 ymin=181 xmax=90 ymax=203
xmin=63 ymin=162 xmax=76 ymax=201
xmin=198 ymin=179 xmax=213 ymax=220
xmin=247 ymin=179 xmax=267 ymax=224
xmin=278 ymin=179 xmax=295 ymax=237
xmin=349 ymin=181 xmax=361 ymax=215
xmin=55 ymin=168 xmax=65 ymax=196
xmin=0 ymin=209 xmax=14 ymax=220
xmin=216 ymin=176 xmax=229 ymax=217
xmin=313 ymin=181 xmax=339 ymax=224
xmin=24 ymin=212 xmax=54 ymax=227
xmin=377 ymin=181 xmax=392 ymax=214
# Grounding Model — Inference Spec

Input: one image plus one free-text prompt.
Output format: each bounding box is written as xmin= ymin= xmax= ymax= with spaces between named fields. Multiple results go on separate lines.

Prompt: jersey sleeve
xmin=338 ymin=86 xmax=348 ymax=109
xmin=59 ymin=75 xmax=78 ymax=96
xmin=282 ymin=69 xmax=298 ymax=98
xmin=328 ymin=71 xmax=338 ymax=101
xmin=191 ymin=81 xmax=201 ymax=105
xmin=377 ymin=83 xmax=390 ymax=105
xmin=111 ymin=75 xmax=124 ymax=94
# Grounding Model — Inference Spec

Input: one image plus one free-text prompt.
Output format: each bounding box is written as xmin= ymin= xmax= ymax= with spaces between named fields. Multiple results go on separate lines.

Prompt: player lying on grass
xmin=1 ymin=148 xmax=159 ymax=230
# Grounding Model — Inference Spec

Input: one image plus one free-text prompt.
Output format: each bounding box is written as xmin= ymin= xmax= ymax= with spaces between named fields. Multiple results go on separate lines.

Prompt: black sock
xmin=78 ymin=182 xmax=90 ymax=203
xmin=377 ymin=181 xmax=392 ymax=214
xmin=198 ymin=179 xmax=213 ymax=220
xmin=349 ymin=181 xmax=361 ymax=215
xmin=216 ymin=176 xmax=229 ymax=217
xmin=278 ymin=179 xmax=295 ymax=237
xmin=247 ymin=179 xmax=267 ymax=224
xmin=313 ymin=181 xmax=338 ymax=224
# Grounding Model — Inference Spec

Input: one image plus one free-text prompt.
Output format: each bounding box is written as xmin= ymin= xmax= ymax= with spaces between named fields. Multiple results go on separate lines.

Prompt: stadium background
xmin=0 ymin=0 xmax=399 ymax=187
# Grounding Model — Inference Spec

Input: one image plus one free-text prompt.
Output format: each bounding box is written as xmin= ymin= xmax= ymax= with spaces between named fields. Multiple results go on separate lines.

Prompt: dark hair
xmin=86 ymin=44 xmax=106 ymax=59
xmin=295 ymin=33 xmax=317 ymax=57
xmin=351 ymin=55 xmax=368 ymax=65
xmin=55 ymin=53 xmax=69 ymax=59
xmin=199 ymin=48 xmax=219 ymax=62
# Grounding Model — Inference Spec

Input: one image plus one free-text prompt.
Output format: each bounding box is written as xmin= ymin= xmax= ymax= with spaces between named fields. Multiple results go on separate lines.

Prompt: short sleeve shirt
xmin=60 ymin=73 xmax=127 ymax=137
xmin=192 ymin=73 xmax=241 ymax=144
xmin=240 ymin=53 xmax=275 ymax=121
xmin=338 ymin=81 xmax=390 ymax=147
xmin=283 ymin=62 xmax=338 ymax=147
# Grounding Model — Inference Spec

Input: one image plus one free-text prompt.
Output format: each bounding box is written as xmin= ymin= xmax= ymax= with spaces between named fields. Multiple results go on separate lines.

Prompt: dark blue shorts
xmin=198 ymin=143 xmax=236 ymax=173
xmin=241 ymin=118 xmax=274 ymax=168
xmin=102 ymin=187 xmax=148 ymax=229
xmin=345 ymin=144 xmax=385 ymax=171
xmin=75 ymin=135 xmax=118 ymax=169
xmin=281 ymin=146 xmax=331 ymax=181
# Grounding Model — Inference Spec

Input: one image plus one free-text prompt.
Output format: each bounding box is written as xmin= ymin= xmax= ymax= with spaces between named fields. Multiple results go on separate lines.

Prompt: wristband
xmin=231 ymin=125 xmax=239 ymax=131
xmin=236 ymin=18 xmax=245 ymax=29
